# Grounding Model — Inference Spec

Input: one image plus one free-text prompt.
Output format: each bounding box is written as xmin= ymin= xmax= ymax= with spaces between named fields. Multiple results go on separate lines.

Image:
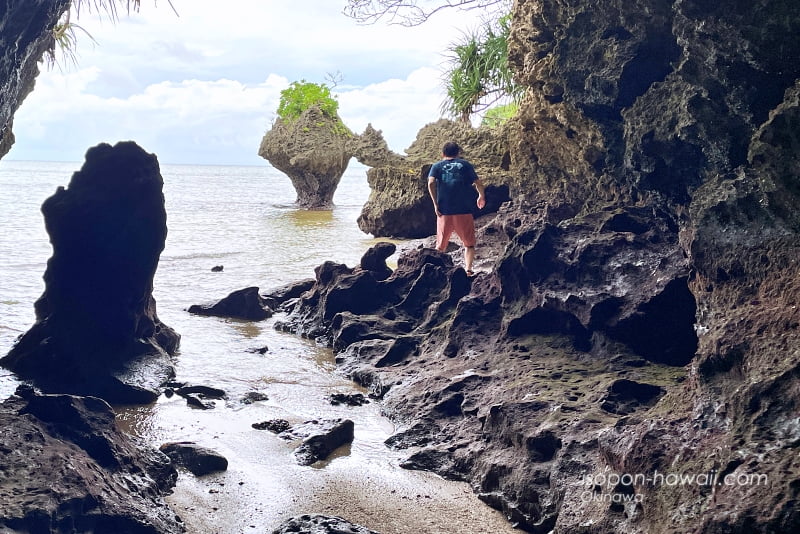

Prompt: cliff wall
xmin=279 ymin=1 xmax=800 ymax=532
xmin=507 ymin=0 xmax=800 ymax=216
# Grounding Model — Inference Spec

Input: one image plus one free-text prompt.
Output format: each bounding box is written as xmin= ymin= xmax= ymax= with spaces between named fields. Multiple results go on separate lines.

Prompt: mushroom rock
xmin=258 ymin=104 xmax=352 ymax=209
xmin=1 ymin=141 xmax=180 ymax=404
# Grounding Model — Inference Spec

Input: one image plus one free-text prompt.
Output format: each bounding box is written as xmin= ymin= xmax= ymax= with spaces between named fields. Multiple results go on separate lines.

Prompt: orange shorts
xmin=436 ymin=213 xmax=476 ymax=250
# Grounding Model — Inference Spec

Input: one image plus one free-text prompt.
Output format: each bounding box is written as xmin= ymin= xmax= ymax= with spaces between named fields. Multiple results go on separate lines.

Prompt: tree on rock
xmin=443 ymin=13 xmax=520 ymax=123
xmin=258 ymin=81 xmax=354 ymax=209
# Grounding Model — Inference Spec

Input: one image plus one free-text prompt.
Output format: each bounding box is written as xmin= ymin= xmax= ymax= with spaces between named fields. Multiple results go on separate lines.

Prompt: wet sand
xmin=115 ymin=315 xmax=520 ymax=534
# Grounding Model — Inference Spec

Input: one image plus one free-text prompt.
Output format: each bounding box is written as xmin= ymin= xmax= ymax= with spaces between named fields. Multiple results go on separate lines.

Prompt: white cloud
xmin=10 ymin=69 xmax=288 ymax=164
xmin=6 ymin=1 xmax=494 ymax=164
xmin=337 ymin=67 xmax=444 ymax=154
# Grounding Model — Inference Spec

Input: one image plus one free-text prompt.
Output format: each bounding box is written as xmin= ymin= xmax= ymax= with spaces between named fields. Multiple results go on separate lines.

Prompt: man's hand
xmin=428 ymin=177 xmax=441 ymax=217
xmin=474 ymin=178 xmax=486 ymax=210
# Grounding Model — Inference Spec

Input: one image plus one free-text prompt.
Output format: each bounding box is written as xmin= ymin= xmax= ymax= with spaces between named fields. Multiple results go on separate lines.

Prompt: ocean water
xmin=0 ymin=159 xmax=517 ymax=533
xmin=0 ymin=160 xmax=376 ymax=397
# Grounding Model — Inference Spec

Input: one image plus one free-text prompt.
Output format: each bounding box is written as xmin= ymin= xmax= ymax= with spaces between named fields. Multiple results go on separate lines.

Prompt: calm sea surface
xmin=0 ymin=160 xmax=375 ymax=395
xmin=0 ymin=159 xmax=517 ymax=533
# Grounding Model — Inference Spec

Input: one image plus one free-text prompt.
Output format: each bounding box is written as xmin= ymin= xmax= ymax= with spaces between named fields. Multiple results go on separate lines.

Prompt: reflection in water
xmin=230 ymin=320 xmax=264 ymax=339
xmin=283 ymin=208 xmax=335 ymax=228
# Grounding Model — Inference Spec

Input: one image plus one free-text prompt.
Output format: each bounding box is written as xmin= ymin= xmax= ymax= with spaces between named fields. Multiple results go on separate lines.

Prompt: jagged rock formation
xmin=1 ymin=142 xmax=180 ymax=404
xmin=258 ymin=105 xmax=512 ymax=234
xmin=276 ymin=0 xmax=800 ymax=532
xmin=507 ymin=0 xmax=800 ymax=217
xmin=356 ymin=119 xmax=513 ymax=238
xmin=489 ymin=0 xmax=800 ymax=530
xmin=0 ymin=386 xmax=183 ymax=533
xmin=277 ymin=231 xmax=697 ymax=529
xmin=258 ymin=105 xmax=352 ymax=208
xmin=0 ymin=0 xmax=70 ymax=159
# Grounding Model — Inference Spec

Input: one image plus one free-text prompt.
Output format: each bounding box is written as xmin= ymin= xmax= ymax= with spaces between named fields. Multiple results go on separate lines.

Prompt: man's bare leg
xmin=465 ymin=245 xmax=475 ymax=274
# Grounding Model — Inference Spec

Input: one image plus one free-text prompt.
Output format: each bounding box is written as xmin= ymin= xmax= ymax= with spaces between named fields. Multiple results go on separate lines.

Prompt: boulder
xmin=0 ymin=387 xmax=182 ymax=533
xmin=188 ymin=286 xmax=273 ymax=321
xmin=175 ymin=384 xmax=226 ymax=399
xmin=240 ymin=391 xmax=269 ymax=404
xmin=327 ymin=393 xmax=370 ymax=407
xmin=357 ymin=165 xmax=437 ymax=238
xmin=183 ymin=393 xmax=215 ymax=410
xmin=1 ymin=142 xmax=180 ymax=403
xmin=159 ymin=442 xmax=229 ymax=476
xmin=272 ymin=514 xmax=379 ymax=534
xmin=252 ymin=419 xmax=291 ymax=433
xmin=279 ymin=418 xmax=355 ymax=466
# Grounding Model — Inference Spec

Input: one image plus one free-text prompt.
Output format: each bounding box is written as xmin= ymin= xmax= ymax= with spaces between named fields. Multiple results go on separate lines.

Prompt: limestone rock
xmin=0 ymin=387 xmax=182 ymax=533
xmin=258 ymin=105 xmax=351 ymax=208
xmin=272 ymin=514 xmax=379 ymax=534
xmin=175 ymin=384 xmax=226 ymax=399
xmin=260 ymin=278 xmax=315 ymax=311
xmin=188 ymin=286 xmax=273 ymax=321
xmin=357 ymin=119 xmax=514 ymax=238
xmin=357 ymin=165 xmax=438 ymax=238
xmin=327 ymin=393 xmax=370 ymax=407
xmin=507 ymin=0 xmax=800 ymax=216
xmin=358 ymin=240 xmax=396 ymax=280
xmin=159 ymin=442 xmax=229 ymax=476
xmin=1 ymin=142 xmax=180 ymax=404
xmin=279 ymin=418 xmax=355 ymax=466
xmin=497 ymin=207 xmax=697 ymax=364
xmin=252 ymin=419 xmax=291 ymax=433
xmin=348 ymin=123 xmax=405 ymax=168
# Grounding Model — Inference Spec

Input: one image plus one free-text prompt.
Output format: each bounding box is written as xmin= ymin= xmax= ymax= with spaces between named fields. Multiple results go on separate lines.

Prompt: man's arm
xmin=428 ymin=177 xmax=442 ymax=217
xmin=474 ymin=178 xmax=486 ymax=209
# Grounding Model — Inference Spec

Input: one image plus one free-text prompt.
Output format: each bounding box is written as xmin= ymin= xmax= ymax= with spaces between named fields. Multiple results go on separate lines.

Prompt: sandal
xmin=466 ymin=270 xmax=475 ymax=277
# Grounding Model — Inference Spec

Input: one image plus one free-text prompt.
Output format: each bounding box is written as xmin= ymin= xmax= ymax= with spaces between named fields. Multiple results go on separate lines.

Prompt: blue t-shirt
xmin=428 ymin=158 xmax=479 ymax=215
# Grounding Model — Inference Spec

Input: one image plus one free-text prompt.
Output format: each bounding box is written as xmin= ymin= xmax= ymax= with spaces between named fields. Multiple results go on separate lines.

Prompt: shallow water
xmin=0 ymin=160 xmax=517 ymax=533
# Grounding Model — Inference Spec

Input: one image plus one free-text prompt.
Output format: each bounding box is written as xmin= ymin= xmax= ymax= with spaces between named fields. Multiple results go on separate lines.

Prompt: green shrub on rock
xmin=277 ymin=80 xmax=339 ymax=122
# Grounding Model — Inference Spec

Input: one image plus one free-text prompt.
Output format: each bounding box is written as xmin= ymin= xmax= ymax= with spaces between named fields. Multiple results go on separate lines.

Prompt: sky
xmin=5 ymin=0 xmax=496 ymax=165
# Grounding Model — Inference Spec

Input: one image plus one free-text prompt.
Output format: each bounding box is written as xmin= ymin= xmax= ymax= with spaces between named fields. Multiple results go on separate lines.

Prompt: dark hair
xmin=442 ymin=141 xmax=461 ymax=157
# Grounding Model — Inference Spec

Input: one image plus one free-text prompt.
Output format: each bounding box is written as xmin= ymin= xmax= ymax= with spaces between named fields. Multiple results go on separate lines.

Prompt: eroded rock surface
xmin=272 ymin=514 xmax=379 ymax=534
xmin=1 ymin=142 xmax=180 ymax=403
xmin=357 ymin=119 xmax=513 ymax=238
xmin=188 ymin=286 xmax=273 ymax=321
xmin=258 ymin=105 xmax=352 ymax=208
xmin=159 ymin=442 xmax=229 ymax=476
xmin=279 ymin=418 xmax=356 ymax=466
xmin=0 ymin=387 xmax=182 ymax=533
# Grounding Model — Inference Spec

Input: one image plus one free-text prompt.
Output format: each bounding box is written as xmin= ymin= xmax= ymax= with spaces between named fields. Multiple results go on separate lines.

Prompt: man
xmin=427 ymin=141 xmax=486 ymax=276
